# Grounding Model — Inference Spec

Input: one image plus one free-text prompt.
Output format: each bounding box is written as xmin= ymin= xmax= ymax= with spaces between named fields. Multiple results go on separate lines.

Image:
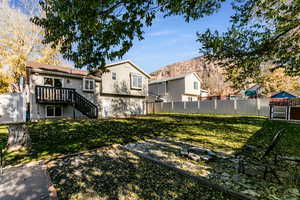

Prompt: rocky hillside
xmin=150 ymin=56 xmax=234 ymax=96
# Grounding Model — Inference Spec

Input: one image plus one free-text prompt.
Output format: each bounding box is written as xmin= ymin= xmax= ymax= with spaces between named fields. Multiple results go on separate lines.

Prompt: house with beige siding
xmin=25 ymin=60 xmax=150 ymax=120
xmin=148 ymin=72 xmax=208 ymax=102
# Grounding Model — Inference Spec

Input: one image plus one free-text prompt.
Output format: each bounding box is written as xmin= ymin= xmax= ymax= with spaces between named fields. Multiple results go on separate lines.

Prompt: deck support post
xmin=73 ymin=103 xmax=76 ymax=119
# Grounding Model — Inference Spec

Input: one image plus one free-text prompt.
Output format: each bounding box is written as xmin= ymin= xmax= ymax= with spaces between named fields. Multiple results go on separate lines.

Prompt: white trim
xmin=149 ymin=72 xmax=202 ymax=85
xmin=105 ymin=60 xmax=151 ymax=78
xmin=30 ymin=68 xmax=101 ymax=81
xmin=43 ymin=76 xmax=64 ymax=87
xmin=131 ymin=74 xmax=143 ymax=89
xmin=83 ymin=78 xmax=95 ymax=92
xmin=45 ymin=105 xmax=63 ymax=118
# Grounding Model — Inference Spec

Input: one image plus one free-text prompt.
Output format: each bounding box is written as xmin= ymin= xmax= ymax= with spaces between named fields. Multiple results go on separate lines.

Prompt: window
xmin=83 ymin=78 xmax=95 ymax=91
xmin=112 ymin=72 xmax=116 ymax=80
xmin=194 ymin=81 xmax=198 ymax=90
xmin=44 ymin=77 xmax=63 ymax=88
xmin=188 ymin=97 xmax=193 ymax=101
xmin=46 ymin=106 xmax=63 ymax=117
xmin=131 ymin=74 xmax=143 ymax=89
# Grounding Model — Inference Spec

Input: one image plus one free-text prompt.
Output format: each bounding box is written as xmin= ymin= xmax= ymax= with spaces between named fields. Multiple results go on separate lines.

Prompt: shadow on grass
xmin=235 ymin=120 xmax=300 ymax=188
xmin=4 ymin=113 xmax=300 ymax=167
xmin=48 ymin=148 xmax=234 ymax=200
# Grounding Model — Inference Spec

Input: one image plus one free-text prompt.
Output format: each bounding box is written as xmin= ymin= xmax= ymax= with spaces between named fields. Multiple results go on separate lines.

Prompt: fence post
xmin=161 ymin=102 xmax=163 ymax=112
xmin=214 ymin=99 xmax=217 ymax=110
xmin=256 ymin=98 xmax=261 ymax=116
xmin=184 ymin=101 xmax=186 ymax=110
xmin=234 ymin=99 xmax=237 ymax=114
xmin=197 ymin=101 xmax=200 ymax=109
xmin=171 ymin=101 xmax=174 ymax=110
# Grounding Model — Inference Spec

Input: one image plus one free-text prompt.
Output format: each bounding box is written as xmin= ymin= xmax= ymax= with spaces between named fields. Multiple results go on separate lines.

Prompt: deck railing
xmin=35 ymin=85 xmax=98 ymax=118
xmin=35 ymin=86 xmax=75 ymax=104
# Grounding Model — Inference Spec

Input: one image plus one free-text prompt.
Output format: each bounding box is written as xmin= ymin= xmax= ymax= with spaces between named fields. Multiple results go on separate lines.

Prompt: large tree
xmin=32 ymin=0 xmax=225 ymax=70
xmin=0 ymin=0 xmax=62 ymax=93
xmin=197 ymin=0 xmax=300 ymax=90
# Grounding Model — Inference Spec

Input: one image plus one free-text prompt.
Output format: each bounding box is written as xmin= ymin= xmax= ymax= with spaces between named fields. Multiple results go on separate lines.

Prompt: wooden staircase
xmin=35 ymin=86 xmax=98 ymax=119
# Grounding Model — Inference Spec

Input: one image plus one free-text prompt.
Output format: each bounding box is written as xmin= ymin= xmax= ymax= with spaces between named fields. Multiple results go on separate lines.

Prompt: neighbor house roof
xmin=246 ymin=84 xmax=261 ymax=91
xmin=271 ymin=91 xmax=297 ymax=98
xmin=149 ymin=72 xmax=201 ymax=84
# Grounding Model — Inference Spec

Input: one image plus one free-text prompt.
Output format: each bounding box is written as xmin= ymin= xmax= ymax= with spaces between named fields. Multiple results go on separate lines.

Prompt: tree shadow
xmin=5 ymin=113 xmax=268 ymax=165
xmin=47 ymin=147 xmax=233 ymax=200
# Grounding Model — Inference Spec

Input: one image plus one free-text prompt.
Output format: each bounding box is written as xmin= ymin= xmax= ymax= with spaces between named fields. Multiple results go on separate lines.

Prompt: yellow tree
xmin=261 ymin=68 xmax=300 ymax=96
xmin=0 ymin=0 xmax=62 ymax=93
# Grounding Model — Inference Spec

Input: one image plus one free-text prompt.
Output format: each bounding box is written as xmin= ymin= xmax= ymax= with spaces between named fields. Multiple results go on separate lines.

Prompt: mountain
xmin=150 ymin=56 xmax=234 ymax=96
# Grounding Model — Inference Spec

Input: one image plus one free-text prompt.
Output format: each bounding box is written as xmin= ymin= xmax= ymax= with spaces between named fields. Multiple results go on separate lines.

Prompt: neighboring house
xmin=25 ymin=60 xmax=150 ymax=120
xmin=243 ymin=84 xmax=263 ymax=98
xmin=148 ymin=72 xmax=208 ymax=102
xmin=271 ymin=91 xmax=297 ymax=98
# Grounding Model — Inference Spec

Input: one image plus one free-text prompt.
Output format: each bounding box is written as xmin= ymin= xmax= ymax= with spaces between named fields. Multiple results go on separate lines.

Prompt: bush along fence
xmin=147 ymin=98 xmax=270 ymax=117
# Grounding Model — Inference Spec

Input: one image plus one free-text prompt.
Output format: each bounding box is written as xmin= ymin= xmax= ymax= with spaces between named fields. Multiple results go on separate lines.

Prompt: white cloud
xmin=148 ymin=30 xmax=177 ymax=37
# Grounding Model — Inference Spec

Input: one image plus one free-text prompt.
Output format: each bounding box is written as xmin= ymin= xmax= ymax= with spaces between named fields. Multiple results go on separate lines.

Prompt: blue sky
xmin=120 ymin=1 xmax=235 ymax=73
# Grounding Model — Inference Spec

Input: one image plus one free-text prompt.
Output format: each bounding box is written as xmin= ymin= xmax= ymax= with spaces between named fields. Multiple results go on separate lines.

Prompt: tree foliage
xmin=0 ymin=0 xmax=62 ymax=93
xmin=261 ymin=68 xmax=300 ymax=96
xmin=197 ymin=0 xmax=300 ymax=90
xmin=32 ymin=0 xmax=225 ymax=70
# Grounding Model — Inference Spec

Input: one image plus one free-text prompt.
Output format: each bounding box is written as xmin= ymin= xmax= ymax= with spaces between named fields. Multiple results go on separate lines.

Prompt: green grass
xmin=0 ymin=125 xmax=8 ymax=149
xmin=4 ymin=113 xmax=300 ymax=166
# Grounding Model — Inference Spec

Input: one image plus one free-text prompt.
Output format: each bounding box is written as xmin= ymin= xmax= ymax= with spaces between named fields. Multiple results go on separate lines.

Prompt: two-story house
xmin=25 ymin=60 xmax=150 ymax=120
xmin=148 ymin=72 xmax=208 ymax=102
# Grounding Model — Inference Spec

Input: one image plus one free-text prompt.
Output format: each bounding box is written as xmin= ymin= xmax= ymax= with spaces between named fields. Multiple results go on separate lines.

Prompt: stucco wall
xmin=97 ymin=96 xmax=145 ymax=117
xmin=167 ymin=78 xmax=185 ymax=101
xmin=184 ymin=73 xmax=201 ymax=96
xmin=148 ymin=74 xmax=202 ymax=102
xmin=149 ymin=82 xmax=166 ymax=97
xmin=29 ymin=67 xmax=148 ymax=119
xmin=101 ymin=62 xmax=148 ymax=96
xmin=29 ymin=72 xmax=101 ymax=119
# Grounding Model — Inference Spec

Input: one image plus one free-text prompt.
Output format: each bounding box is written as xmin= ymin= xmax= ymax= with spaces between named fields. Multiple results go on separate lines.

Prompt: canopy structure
xmin=245 ymin=90 xmax=257 ymax=97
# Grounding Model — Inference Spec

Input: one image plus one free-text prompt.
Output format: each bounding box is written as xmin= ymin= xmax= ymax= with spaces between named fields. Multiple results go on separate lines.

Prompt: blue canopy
xmin=271 ymin=91 xmax=296 ymax=98
xmin=245 ymin=90 xmax=257 ymax=97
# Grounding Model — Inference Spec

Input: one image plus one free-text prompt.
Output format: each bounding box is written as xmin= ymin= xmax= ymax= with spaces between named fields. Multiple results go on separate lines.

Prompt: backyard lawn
xmin=2 ymin=113 xmax=300 ymax=166
xmin=1 ymin=113 xmax=299 ymax=199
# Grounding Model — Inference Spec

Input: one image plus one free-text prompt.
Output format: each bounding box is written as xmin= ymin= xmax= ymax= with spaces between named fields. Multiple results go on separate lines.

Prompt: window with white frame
xmin=83 ymin=78 xmax=95 ymax=91
xmin=46 ymin=106 xmax=63 ymax=117
xmin=131 ymin=74 xmax=143 ymax=89
xmin=194 ymin=81 xmax=198 ymax=90
xmin=44 ymin=77 xmax=63 ymax=88
xmin=112 ymin=72 xmax=117 ymax=80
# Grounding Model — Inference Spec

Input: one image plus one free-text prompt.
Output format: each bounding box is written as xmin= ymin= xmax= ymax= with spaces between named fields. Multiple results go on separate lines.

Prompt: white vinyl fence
xmin=0 ymin=93 xmax=26 ymax=124
xmin=147 ymin=98 xmax=270 ymax=117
